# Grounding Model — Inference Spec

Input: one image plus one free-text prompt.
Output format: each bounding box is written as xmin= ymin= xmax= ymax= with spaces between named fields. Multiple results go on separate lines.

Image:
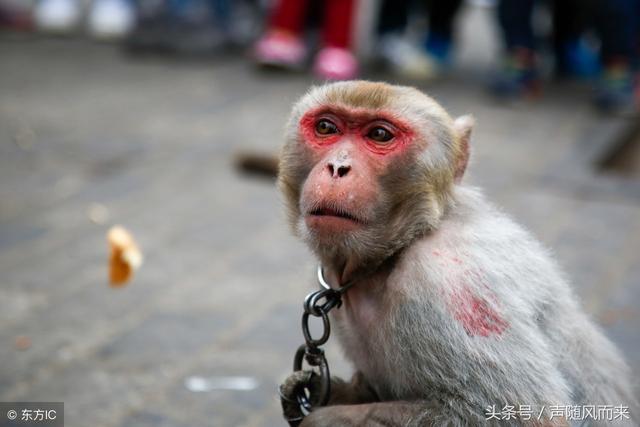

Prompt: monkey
xmin=277 ymin=80 xmax=638 ymax=426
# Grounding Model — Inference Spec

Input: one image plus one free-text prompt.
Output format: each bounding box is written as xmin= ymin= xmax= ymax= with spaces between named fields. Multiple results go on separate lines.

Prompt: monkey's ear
xmin=453 ymin=115 xmax=474 ymax=183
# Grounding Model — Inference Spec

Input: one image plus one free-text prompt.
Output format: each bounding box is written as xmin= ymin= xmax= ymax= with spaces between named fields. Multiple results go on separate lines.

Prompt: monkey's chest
xmin=331 ymin=285 xmax=459 ymax=401
xmin=332 ymin=287 xmax=397 ymax=393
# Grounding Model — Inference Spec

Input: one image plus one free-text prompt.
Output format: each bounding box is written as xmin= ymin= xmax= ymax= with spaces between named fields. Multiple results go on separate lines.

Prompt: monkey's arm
xmin=326 ymin=371 xmax=379 ymax=405
xmin=301 ymin=399 xmax=490 ymax=427
xmin=280 ymin=371 xmax=378 ymax=409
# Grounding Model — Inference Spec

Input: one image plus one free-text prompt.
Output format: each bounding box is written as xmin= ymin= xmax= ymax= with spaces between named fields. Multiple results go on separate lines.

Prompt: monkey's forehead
xmin=294 ymin=81 xmax=451 ymax=124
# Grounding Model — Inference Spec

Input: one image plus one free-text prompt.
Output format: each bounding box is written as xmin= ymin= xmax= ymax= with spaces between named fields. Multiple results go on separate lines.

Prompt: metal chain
xmin=280 ymin=265 xmax=355 ymax=426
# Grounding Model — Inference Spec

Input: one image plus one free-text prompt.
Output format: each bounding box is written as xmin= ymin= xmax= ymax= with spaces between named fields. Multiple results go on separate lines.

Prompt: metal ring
xmin=317 ymin=265 xmax=331 ymax=290
xmin=315 ymin=353 xmax=331 ymax=406
xmin=317 ymin=264 xmax=356 ymax=295
xmin=302 ymin=311 xmax=331 ymax=347
xmin=304 ymin=288 xmax=343 ymax=317
xmin=293 ymin=344 xmax=306 ymax=371
xmin=303 ymin=290 xmax=326 ymax=316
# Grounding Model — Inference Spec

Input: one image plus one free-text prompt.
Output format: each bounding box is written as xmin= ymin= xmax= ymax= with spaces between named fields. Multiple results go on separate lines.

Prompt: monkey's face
xmin=298 ymin=106 xmax=412 ymax=240
xmin=279 ymin=81 xmax=469 ymax=267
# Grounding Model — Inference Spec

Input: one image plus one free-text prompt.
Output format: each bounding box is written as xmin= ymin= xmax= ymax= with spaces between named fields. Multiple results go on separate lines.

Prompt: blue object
xmin=558 ymin=38 xmax=601 ymax=79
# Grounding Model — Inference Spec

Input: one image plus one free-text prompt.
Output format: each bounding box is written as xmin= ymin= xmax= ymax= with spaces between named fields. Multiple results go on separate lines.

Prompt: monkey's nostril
xmin=327 ymin=162 xmax=350 ymax=178
xmin=337 ymin=165 xmax=350 ymax=178
xmin=327 ymin=164 xmax=335 ymax=176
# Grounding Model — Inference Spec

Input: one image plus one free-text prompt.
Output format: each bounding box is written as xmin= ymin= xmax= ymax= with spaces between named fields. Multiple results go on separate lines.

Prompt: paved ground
xmin=1 ymin=6 xmax=639 ymax=426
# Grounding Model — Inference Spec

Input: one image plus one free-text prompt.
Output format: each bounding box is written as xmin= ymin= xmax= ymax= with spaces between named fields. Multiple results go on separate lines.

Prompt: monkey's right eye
xmin=315 ymin=119 xmax=339 ymax=136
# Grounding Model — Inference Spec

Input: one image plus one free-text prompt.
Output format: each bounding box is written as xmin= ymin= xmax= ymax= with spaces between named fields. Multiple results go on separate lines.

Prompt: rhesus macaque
xmin=277 ymin=81 xmax=637 ymax=426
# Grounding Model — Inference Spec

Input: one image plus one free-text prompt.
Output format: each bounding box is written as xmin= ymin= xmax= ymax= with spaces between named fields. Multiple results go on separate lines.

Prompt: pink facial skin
xmin=298 ymin=106 xmax=416 ymax=236
xmin=299 ymin=106 xmax=415 ymax=159
xmin=300 ymin=141 xmax=377 ymax=235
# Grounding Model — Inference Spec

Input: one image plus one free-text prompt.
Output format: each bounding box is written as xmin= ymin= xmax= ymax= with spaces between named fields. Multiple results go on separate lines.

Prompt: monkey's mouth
xmin=306 ymin=207 xmax=364 ymax=231
xmin=308 ymin=207 xmax=361 ymax=222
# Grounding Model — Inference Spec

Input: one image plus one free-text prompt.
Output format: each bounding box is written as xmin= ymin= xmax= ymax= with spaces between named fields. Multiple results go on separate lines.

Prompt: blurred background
xmin=1 ymin=0 xmax=639 ymax=425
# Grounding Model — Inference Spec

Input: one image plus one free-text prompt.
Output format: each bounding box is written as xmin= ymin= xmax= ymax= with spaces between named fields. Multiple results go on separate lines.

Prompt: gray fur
xmin=329 ymin=187 xmax=637 ymax=425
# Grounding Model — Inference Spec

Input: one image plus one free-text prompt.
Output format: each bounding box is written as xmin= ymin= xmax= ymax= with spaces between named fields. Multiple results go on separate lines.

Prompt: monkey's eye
xmin=367 ymin=127 xmax=394 ymax=143
xmin=315 ymin=119 xmax=339 ymax=136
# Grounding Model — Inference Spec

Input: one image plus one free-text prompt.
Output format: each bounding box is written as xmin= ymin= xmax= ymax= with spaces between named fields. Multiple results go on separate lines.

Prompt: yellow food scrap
xmin=107 ymin=225 xmax=143 ymax=286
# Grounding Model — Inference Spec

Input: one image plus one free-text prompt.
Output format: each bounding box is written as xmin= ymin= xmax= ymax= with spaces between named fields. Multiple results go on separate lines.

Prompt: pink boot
xmin=253 ymin=29 xmax=307 ymax=70
xmin=313 ymin=47 xmax=358 ymax=81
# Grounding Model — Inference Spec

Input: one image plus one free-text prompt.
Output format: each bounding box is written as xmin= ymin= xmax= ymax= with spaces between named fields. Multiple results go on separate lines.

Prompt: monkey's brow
xmin=315 ymin=105 xmax=405 ymax=128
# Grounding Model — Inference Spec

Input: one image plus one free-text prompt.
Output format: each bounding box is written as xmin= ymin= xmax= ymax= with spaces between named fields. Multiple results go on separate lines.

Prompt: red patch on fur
xmin=451 ymin=288 xmax=508 ymax=337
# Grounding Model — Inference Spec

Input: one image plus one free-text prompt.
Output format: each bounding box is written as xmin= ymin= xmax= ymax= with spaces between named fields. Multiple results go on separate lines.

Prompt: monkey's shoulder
xmin=403 ymin=208 xmax=560 ymax=287
xmin=388 ymin=193 xmax=574 ymax=328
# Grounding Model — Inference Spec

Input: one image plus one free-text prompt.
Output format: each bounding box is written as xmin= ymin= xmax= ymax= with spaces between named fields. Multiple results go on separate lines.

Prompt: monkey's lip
xmin=308 ymin=207 xmax=361 ymax=222
xmin=305 ymin=207 xmax=364 ymax=230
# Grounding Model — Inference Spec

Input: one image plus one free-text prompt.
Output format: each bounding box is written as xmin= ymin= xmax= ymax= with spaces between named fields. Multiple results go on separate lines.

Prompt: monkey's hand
xmin=280 ymin=371 xmax=377 ymax=424
xmin=279 ymin=370 xmax=323 ymax=423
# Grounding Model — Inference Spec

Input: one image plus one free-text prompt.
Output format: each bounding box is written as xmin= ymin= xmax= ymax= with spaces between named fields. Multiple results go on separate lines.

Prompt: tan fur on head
xmin=324 ymin=81 xmax=394 ymax=110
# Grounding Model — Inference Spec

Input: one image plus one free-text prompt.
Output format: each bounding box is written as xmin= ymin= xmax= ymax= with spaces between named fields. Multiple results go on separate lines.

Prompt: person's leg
xmin=490 ymin=0 xmax=540 ymax=98
xmin=497 ymin=0 xmax=535 ymax=51
xmin=314 ymin=0 xmax=358 ymax=80
xmin=593 ymin=0 xmax=640 ymax=111
xmin=321 ymin=0 xmax=355 ymax=48
xmin=377 ymin=0 xmax=410 ymax=36
xmin=253 ymin=0 xmax=310 ymax=69
xmin=377 ymin=0 xmax=440 ymax=79
xmin=269 ymin=0 xmax=309 ymax=35
xmin=425 ymin=0 xmax=463 ymax=61
xmin=596 ymin=0 xmax=638 ymax=63
xmin=552 ymin=0 xmax=599 ymax=78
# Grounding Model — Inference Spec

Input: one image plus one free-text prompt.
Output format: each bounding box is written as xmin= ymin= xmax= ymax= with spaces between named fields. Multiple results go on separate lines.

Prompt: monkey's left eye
xmin=367 ymin=127 xmax=394 ymax=143
xmin=315 ymin=119 xmax=339 ymax=135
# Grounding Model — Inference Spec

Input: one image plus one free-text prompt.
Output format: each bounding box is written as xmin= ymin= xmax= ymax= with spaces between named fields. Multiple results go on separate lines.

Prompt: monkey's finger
xmin=279 ymin=370 xmax=314 ymax=398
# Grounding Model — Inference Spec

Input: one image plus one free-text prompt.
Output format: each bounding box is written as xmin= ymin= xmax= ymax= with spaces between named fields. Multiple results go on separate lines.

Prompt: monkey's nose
xmin=327 ymin=163 xmax=351 ymax=178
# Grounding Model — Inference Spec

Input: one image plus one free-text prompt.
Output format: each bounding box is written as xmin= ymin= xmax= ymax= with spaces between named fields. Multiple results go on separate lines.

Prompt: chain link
xmin=280 ymin=266 xmax=351 ymax=426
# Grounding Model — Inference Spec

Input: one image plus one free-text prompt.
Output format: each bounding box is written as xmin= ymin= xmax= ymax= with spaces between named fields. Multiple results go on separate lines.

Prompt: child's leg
xmin=314 ymin=0 xmax=358 ymax=80
xmin=551 ymin=0 xmax=599 ymax=78
xmin=322 ymin=0 xmax=356 ymax=48
xmin=377 ymin=0 xmax=410 ymax=36
xmin=595 ymin=0 xmax=638 ymax=64
xmin=426 ymin=0 xmax=463 ymax=41
xmin=425 ymin=0 xmax=463 ymax=62
xmin=489 ymin=0 xmax=540 ymax=98
xmin=497 ymin=0 xmax=536 ymax=51
xmin=269 ymin=0 xmax=309 ymax=35
xmin=593 ymin=0 xmax=640 ymax=111
xmin=253 ymin=0 xmax=310 ymax=68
